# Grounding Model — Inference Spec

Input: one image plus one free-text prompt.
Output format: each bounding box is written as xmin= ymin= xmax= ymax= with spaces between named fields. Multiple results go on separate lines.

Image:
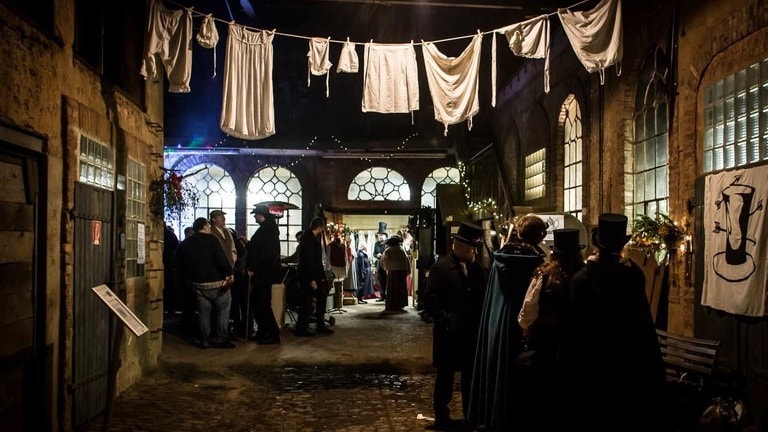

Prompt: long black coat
xmin=468 ymin=241 xmax=544 ymax=432
xmin=246 ymin=216 xmax=281 ymax=285
xmin=561 ymin=256 xmax=668 ymax=430
xmin=297 ymin=230 xmax=325 ymax=288
xmin=422 ymin=252 xmax=486 ymax=370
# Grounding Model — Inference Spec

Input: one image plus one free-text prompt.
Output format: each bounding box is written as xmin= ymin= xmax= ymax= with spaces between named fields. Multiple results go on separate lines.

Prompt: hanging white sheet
xmin=492 ymin=15 xmax=550 ymax=106
xmin=308 ymin=37 xmax=332 ymax=97
xmin=421 ymin=33 xmax=483 ymax=136
xmin=220 ymin=25 xmax=276 ymax=140
xmin=703 ymin=164 xmax=768 ymax=317
xmin=140 ymin=0 xmax=193 ymax=93
xmin=558 ymin=0 xmax=623 ymax=84
xmin=362 ymin=42 xmax=419 ymax=114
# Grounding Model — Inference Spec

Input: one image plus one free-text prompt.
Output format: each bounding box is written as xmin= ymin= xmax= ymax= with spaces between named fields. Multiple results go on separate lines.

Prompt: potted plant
xmin=630 ymin=212 xmax=685 ymax=265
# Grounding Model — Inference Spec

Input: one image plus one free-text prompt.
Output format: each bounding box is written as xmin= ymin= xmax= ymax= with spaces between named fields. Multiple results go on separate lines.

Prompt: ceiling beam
xmin=312 ymin=0 xmax=524 ymax=10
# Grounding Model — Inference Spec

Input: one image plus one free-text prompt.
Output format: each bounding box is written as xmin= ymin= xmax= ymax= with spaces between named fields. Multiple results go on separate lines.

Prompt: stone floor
xmin=80 ymin=298 xmax=464 ymax=432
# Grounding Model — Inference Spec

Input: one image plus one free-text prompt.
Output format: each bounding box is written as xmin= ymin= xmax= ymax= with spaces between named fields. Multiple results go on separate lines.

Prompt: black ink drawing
xmin=712 ymin=174 xmax=764 ymax=282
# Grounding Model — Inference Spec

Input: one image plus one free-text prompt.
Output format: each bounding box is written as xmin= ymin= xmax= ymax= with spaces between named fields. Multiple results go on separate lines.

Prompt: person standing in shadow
xmin=422 ymin=222 xmax=487 ymax=430
xmin=373 ymin=223 xmax=388 ymax=302
xmin=356 ymin=243 xmax=374 ymax=303
xmin=294 ymin=217 xmax=335 ymax=336
xmin=246 ymin=204 xmax=281 ymax=344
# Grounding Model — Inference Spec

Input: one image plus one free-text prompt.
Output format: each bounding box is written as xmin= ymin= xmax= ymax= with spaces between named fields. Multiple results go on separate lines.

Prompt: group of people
xmin=354 ymin=228 xmax=415 ymax=312
xmin=421 ymin=213 xmax=669 ymax=431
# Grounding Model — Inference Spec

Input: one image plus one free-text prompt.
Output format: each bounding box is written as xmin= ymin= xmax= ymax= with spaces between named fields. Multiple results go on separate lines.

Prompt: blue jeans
xmin=195 ymin=286 xmax=232 ymax=344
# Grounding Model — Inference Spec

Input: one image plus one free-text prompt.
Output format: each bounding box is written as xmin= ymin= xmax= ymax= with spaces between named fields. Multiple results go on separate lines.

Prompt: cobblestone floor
xmin=80 ymin=300 xmax=465 ymax=432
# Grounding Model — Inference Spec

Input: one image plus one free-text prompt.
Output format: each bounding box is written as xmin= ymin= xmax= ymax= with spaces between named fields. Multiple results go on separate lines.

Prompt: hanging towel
xmin=558 ymin=0 xmax=623 ymax=84
xmin=220 ymin=25 xmax=275 ymax=140
xmin=337 ymin=38 xmax=359 ymax=73
xmin=196 ymin=14 xmax=219 ymax=78
xmin=421 ymin=32 xmax=483 ymax=136
xmin=308 ymin=37 xmax=333 ymax=97
xmin=492 ymin=15 xmax=550 ymax=106
xmin=362 ymin=42 xmax=419 ymax=114
xmin=702 ymin=164 xmax=768 ymax=317
xmin=140 ymin=0 xmax=193 ymax=93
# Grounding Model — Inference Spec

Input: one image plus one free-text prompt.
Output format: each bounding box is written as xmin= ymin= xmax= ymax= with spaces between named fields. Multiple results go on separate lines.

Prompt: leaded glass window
xmin=78 ymin=134 xmax=114 ymax=190
xmin=247 ymin=166 xmax=302 ymax=257
xmin=179 ymin=164 xmax=236 ymax=233
xmin=562 ymin=96 xmax=583 ymax=221
xmin=421 ymin=166 xmax=461 ymax=208
xmin=347 ymin=167 xmax=410 ymax=201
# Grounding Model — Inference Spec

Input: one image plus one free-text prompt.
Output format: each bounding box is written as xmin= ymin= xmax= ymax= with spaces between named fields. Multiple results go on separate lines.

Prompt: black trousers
xmin=252 ymin=280 xmax=279 ymax=339
xmin=433 ymin=364 xmax=472 ymax=423
xmin=295 ymin=284 xmax=328 ymax=330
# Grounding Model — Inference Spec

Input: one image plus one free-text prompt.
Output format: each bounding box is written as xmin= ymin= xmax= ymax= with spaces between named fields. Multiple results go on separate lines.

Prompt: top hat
xmin=451 ymin=222 xmax=484 ymax=246
xmin=377 ymin=222 xmax=388 ymax=235
xmin=549 ymin=228 xmax=585 ymax=254
xmin=209 ymin=209 xmax=226 ymax=218
xmin=592 ymin=213 xmax=631 ymax=252
xmin=250 ymin=204 xmax=270 ymax=216
xmin=385 ymin=235 xmax=402 ymax=247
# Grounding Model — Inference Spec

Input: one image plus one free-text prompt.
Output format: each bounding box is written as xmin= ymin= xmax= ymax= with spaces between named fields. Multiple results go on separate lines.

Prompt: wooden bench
xmin=657 ymin=329 xmax=721 ymax=391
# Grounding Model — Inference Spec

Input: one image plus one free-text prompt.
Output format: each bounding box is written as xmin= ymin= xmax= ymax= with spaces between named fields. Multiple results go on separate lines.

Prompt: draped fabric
xmin=140 ymin=0 xmax=193 ymax=93
xmin=308 ymin=37 xmax=332 ymax=97
xmin=220 ymin=25 xmax=275 ymax=140
xmin=362 ymin=42 xmax=419 ymax=114
xmin=558 ymin=0 xmax=623 ymax=84
xmin=337 ymin=38 xmax=359 ymax=73
xmin=421 ymin=33 xmax=483 ymax=136
xmin=492 ymin=15 xmax=550 ymax=105
xmin=196 ymin=14 xmax=219 ymax=78
xmin=703 ymin=164 xmax=768 ymax=317
xmin=468 ymin=246 xmax=544 ymax=431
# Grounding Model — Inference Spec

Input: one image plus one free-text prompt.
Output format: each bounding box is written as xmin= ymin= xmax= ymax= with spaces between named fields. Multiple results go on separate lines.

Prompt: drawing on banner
xmin=711 ymin=174 xmax=764 ymax=282
xmin=537 ymin=214 xmax=563 ymax=242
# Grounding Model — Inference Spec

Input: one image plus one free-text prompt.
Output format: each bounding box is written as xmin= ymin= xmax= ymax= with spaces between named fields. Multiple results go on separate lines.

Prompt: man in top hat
xmin=373 ymin=222 xmax=389 ymax=302
xmin=245 ymin=204 xmax=281 ymax=344
xmin=421 ymin=222 xmax=487 ymax=430
xmin=561 ymin=213 xmax=668 ymax=430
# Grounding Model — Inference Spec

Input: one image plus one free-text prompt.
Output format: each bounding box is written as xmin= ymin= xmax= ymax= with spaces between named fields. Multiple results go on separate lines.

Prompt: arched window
xmin=247 ymin=166 xmax=302 ymax=257
xmin=561 ymin=95 xmax=583 ymax=221
xmin=628 ymin=46 xmax=669 ymax=218
xmin=347 ymin=167 xmax=410 ymax=201
xmin=179 ymin=164 xmax=236 ymax=233
xmin=421 ymin=166 xmax=461 ymax=208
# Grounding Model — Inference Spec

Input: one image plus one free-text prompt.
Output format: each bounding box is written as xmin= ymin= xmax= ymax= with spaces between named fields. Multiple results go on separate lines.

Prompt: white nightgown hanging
xmin=362 ymin=42 xmax=419 ymax=114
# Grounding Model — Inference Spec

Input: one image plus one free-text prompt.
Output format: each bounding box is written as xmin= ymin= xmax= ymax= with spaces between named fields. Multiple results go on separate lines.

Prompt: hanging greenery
xmin=630 ymin=213 xmax=685 ymax=262
xmin=150 ymin=170 xmax=200 ymax=222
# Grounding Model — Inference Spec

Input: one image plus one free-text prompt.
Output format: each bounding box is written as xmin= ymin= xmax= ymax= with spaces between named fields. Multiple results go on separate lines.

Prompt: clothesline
xmin=165 ymin=0 xmax=593 ymax=47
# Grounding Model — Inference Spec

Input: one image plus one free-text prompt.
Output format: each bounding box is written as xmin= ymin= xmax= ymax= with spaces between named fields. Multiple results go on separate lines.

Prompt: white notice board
xmin=91 ymin=284 xmax=149 ymax=336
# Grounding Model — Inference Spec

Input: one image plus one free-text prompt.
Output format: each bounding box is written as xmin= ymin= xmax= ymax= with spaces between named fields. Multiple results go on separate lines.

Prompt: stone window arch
xmin=421 ymin=166 xmax=461 ymax=208
xmin=347 ymin=167 xmax=410 ymax=201
xmin=247 ymin=166 xmax=302 ymax=257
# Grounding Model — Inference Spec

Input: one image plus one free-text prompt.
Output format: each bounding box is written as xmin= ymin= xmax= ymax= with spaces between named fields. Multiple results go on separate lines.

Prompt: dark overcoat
xmin=422 ymin=252 xmax=486 ymax=370
xmin=246 ymin=216 xmax=281 ymax=285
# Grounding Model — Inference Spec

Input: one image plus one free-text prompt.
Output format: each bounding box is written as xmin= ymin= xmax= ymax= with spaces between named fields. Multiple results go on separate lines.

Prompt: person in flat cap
xmin=245 ymin=204 xmax=281 ymax=344
xmin=421 ymin=222 xmax=487 ymax=430
xmin=516 ymin=228 xmax=585 ymax=428
xmin=468 ymin=213 xmax=547 ymax=431
xmin=560 ymin=213 xmax=668 ymax=430
xmin=380 ymin=235 xmax=410 ymax=312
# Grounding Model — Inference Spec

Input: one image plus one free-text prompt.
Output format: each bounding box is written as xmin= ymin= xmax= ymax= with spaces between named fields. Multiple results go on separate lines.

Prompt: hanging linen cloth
xmin=308 ymin=37 xmax=333 ymax=97
xmin=220 ymin=25 xmax=275 ymax=140
xmin=558 ymin=0 xmax=623 ymax=84
xmin=140 ymin=0 xmax=193 ymax=93
xmin=362 ymin=42 xmax=419 ymax=114
xmin=492 ymin=15 xmax=550 ymax=106
xmin=337 ymin=38 xmax=359 ymax=73
xmin=421 ymin=32 xmax=483 ymax=136
xmin=702 ymin=164 xmax=768 ymax=317
xmin=196 ymin=14 xmax=219 ymax=78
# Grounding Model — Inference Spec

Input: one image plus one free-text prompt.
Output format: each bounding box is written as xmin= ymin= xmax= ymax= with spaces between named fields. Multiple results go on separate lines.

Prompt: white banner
xmin=702 ymin=164 xmax=768 ymax=316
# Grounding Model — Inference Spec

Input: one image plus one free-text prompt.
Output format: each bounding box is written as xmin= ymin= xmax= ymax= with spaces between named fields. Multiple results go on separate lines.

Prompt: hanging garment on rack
xmin=308 ymin=37 xmax=333 ymax=97
xmin=422 ymin=32 xmax=483 ymax=136
xmin=336 ymin=38 xmax=359 ymax=73
xmin=558 ymin=0 xmax=623 ymax=84
xmin=362 ymin=42 xmax=419 ymax=114
xmin=220 ymin=25 xmax=275 ymax=140
xmin=196 ymin=14 xmax=219 ymax=78
xmin=492 ymin=14 xmax=550 ymax=105
xmin=140 ymin=0 xmax=193 ymax=93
